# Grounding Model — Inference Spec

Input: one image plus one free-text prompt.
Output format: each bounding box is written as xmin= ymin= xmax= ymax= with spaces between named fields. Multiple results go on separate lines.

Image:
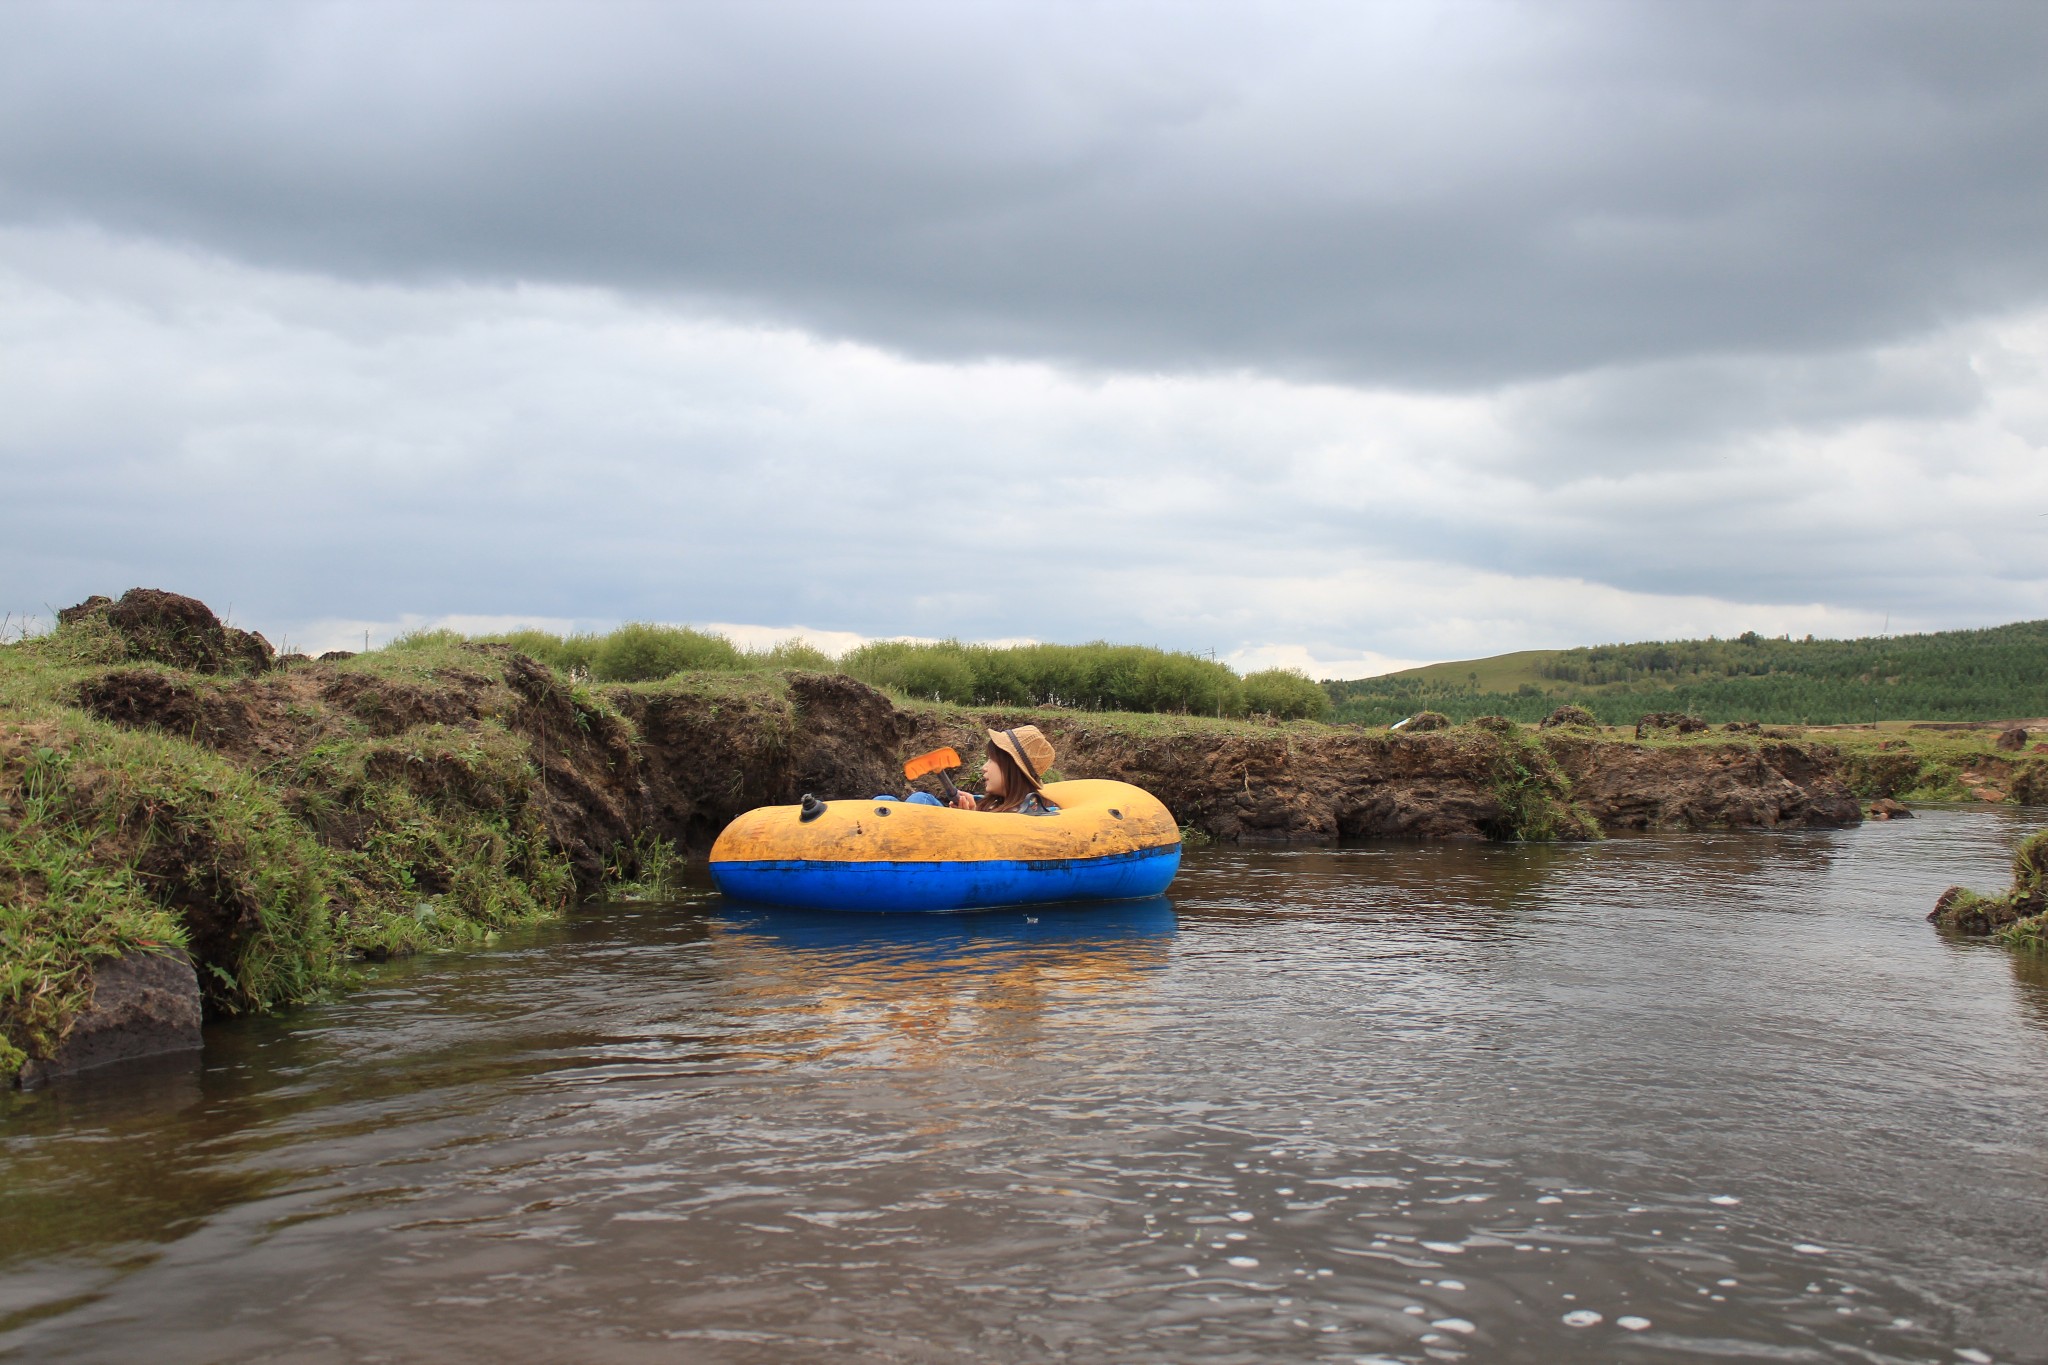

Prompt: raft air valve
xmin=799 ymin=793 xmax=827 ymax=822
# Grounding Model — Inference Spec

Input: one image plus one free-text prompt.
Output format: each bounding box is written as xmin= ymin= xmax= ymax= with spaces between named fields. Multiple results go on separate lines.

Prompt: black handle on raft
xmin=936 ymin=771 xmax=960 ymax=805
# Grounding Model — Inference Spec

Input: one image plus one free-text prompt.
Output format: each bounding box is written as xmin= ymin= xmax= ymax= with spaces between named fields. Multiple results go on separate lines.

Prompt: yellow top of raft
xmin=709 ymin=779 xmax=1179 ymax=865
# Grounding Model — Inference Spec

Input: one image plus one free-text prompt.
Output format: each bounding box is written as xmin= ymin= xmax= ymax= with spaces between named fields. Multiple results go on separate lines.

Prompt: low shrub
xmin=1241 ymin=668 xmax=1330 ymax=721
xmin=591 ymin=622 xmax=746 ymax=682
xmin=840 ymin=639 xmax=1249 ymax=715
xmin=840 ymin=640 xmax=979 ymax=703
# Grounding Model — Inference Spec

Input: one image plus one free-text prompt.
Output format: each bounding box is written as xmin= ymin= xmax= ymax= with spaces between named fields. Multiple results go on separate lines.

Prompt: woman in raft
xmin=887 ymin=726 xmax=1062 ymax=815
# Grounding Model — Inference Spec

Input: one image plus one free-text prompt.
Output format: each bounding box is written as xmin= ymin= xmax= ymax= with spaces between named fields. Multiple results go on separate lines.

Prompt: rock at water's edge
xmin=17 ymin=951 xmax=203 ymax=1088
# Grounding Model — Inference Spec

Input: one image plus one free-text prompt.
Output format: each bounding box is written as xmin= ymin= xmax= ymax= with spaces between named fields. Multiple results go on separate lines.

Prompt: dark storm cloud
xmin=3 ymin=235 xmax=2040 ymax=663
xmin=3 ymin=0 xmax=2045 ymax=387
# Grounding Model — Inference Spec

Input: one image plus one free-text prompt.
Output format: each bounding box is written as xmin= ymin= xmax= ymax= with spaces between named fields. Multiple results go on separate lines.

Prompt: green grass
xmin=0 ymin=623 xmax=600 ymax=1080
xmin=600 ymin=835 xmax=687 ymax=902
xmin=1378 ymin=649 xmax=1567 ymax=694
xmin=1471 ymin=717 xmax=1599 ymax=842
xmin=0 ymin=736 xmax=188 ymax=1078
xmin=1932 ymin=828 xmax=2048 ymax=951
xmin=1812 ymin=725 xmax=2048 ymax=804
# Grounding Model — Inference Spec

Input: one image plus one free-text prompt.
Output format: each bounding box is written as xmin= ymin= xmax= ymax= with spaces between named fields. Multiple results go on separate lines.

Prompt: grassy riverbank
xmin=0 ymin=615 xmax=611 ymax=1077
xmin=4 ymin=590 xmax=2039 ymax=1084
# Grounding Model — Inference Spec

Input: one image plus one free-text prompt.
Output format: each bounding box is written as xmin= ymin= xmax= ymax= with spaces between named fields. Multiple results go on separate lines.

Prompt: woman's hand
xmin=951 ymin=790 xmax=978 ymax=810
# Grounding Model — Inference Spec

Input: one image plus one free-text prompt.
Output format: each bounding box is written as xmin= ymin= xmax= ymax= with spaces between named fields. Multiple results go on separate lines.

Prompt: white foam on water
xmin=1794 ymin=1243 xmax=1829 ymax=1255
xmin=1437 ymin=1279 xmax=1466 ymax=1291
xmin=1562 ymin=1310 xmax=1603 ymax=1327
xmin=1709 ymin=1195 xmax=1741 ymax=1205
xmin=1431 ymin=1318 xmax=1476 ymax=1334
xmin=1618 ymin=1315 xmax=1652 ymax=1331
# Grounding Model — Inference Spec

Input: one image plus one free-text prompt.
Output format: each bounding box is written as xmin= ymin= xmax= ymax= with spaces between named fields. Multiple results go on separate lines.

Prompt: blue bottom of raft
xmin=711 ymin=841 xmax=1182 ymax=914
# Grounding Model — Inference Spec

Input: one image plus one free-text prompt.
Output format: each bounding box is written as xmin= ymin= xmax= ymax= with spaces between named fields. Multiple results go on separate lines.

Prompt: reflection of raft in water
xmin=708 ymin=779 xmax=1182 ymax=912
xmin=720 ymin=896 xmax=1179 ymax=954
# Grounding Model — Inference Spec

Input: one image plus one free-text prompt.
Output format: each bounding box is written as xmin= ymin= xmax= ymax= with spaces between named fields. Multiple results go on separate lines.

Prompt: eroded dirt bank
xmin=63 ymin=642 xmax=1863 ymax=863
xmin=902 ymin=713 xmax=1860 ymax=842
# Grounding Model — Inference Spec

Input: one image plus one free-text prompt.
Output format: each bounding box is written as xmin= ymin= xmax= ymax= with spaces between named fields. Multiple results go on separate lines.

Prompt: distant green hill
xmin=1325 ymin=620 xmax=2048 ymax=726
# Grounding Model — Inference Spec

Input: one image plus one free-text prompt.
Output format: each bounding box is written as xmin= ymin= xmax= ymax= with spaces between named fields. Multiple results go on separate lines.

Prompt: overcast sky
xmin=4 ymin=0 xmax=2045 ymax=672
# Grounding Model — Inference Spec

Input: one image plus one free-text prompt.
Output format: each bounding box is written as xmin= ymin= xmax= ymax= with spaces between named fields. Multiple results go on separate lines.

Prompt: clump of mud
xmin=1403 ymin=710 xmax=1451 ymax=732
xmin=60 ymin=589 xmax=274 ymax=675
xmin=1932 ymin=829 xmax=2048 ymax=940
xmin=1636 ymin=711 xmax=1708 ymax=739
xmin=1540 ymin=705 xmax=1598 ymax=730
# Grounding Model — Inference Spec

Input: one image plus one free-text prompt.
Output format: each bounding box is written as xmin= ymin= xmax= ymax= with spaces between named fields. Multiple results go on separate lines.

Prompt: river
xmin=4 ymin=808 xmax=2045 ymax=1363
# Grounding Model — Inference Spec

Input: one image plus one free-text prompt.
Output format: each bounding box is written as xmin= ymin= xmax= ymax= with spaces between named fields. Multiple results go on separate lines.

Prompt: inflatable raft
xmin=708 ymin=778 xmax=1181 ymax=912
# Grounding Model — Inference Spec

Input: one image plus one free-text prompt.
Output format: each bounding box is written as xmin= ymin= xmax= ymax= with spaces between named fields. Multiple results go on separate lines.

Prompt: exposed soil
xmin=1543 ymin=735 xmax=1862 ymax=832
xmin=76 ymin=669 xmax=264 ymax=753
xmin=904 ymin=713 xmax=1857 ymax=844
xmin=619 ymin=671 xmax=918 ymax=854
xmin=71 ymin=648 xmax=1866 ymax=867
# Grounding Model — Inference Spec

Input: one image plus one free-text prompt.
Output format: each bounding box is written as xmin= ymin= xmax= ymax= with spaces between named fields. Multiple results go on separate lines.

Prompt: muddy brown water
xmin=4 ymin=810 xmax=2047 ymax=1364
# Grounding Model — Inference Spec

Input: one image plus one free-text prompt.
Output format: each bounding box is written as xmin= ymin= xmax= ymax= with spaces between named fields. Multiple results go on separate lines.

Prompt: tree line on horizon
xmin=1324 ymin=620 xmax=2048 ymax=726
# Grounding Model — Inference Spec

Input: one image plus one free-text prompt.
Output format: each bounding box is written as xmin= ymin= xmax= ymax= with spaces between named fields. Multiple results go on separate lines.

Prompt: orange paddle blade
xmin=903 ymin=747 xmax=962 ymax=781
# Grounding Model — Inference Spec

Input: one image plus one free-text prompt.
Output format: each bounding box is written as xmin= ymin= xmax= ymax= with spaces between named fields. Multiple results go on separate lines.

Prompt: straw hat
xmin=988 ymin=725 xmax=1055 ymax=787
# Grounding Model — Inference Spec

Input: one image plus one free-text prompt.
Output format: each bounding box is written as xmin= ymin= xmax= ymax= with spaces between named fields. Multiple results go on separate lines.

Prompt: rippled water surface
xmin=5 ymin=809 xmax=2048 ymax=1363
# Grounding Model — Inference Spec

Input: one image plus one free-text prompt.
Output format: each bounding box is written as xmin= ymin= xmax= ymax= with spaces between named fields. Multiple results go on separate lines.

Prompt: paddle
xmin=903 ymin=747 xmax=964 ymax=805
